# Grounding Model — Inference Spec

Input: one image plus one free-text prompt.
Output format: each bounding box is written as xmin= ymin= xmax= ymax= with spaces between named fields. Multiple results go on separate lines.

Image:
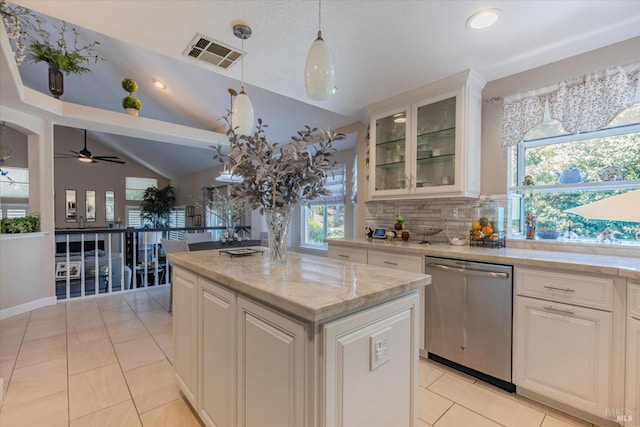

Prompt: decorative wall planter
xmin=48 ymin=68 xmax=64 ymax=99
xmin=124 ymin=108 xmax=139 ymax=116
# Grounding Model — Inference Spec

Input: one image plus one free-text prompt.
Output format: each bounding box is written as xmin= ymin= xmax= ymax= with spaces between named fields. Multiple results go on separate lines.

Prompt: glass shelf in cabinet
xmin=375 ymin=160 xmax=406 ymax=169
xmin=416 ymin=153 xmax=455 ymax=162
xmin=376 ymin=137 xmax=406 ymax=148
xmin=417 ymin=127 xmax=455 ymax=142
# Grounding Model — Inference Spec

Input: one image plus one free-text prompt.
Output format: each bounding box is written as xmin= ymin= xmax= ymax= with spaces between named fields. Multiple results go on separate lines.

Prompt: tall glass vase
xmin=265 ymin=205 xmax=292 ymax=264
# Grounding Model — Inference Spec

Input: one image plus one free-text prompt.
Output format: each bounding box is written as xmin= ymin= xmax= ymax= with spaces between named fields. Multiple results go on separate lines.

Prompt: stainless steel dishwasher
xmin=424 ymin=256 xmax=515 ymax=392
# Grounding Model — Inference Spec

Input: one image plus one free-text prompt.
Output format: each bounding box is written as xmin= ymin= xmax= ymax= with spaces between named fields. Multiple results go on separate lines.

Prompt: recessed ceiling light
xmin=466 ymin=8 xmax=501 ymax=30
xmin=152 ymin=78 xmax=167 ymax=90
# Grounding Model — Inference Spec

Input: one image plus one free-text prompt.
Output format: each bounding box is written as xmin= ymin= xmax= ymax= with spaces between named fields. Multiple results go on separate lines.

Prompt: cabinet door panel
xmin=627 ymin=317 xmax=640 ymax=427
xmin=237 ymin=297 xmax=305 ymax=427
xmin=200 ymin=279 xmax=236 ymax=427
xmin=369 ymin=107 xmax=412 ymax=197
xmin=173 ymin=267 xmax=198 ymax=406
xmin=324 ymin=292 xmax=420 ymax=427
xmin=514 ymin=297 xmax=611 ymax=416
xmin=629 ymin=283 xmax=640 ymax=318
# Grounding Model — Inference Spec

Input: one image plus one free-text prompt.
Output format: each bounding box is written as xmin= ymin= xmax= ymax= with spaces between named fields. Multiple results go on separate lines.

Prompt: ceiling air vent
xmin=183 ymin=33 xmax=243 ymax=69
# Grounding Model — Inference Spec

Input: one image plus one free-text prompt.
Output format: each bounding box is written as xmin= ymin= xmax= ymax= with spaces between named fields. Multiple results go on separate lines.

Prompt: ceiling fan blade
xmin=96 ymin=158 xmax=126 ymax=164
xmin=54 ymin=152 xmax=77 ymax=158
xmin=93 ymin=156 xmax=120 ymax=159
xmin=69 ymin=150 xmax=81 ymax=156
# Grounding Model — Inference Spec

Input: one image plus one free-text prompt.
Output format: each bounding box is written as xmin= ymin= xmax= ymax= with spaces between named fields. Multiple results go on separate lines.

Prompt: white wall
xmin=0 ymin=107 xmax=56 ymax=317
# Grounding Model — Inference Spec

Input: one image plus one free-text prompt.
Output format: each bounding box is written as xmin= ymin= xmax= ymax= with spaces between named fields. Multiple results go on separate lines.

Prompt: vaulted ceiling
xmin=7 ymin=0 xmax=640 ymax=179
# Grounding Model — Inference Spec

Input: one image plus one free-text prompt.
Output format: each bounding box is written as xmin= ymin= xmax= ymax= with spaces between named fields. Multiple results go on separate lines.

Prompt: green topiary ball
xmin=122 ymin=95 xmax=141 ymax=110
xmin=121 ymin=78 xmax=138 ymax=94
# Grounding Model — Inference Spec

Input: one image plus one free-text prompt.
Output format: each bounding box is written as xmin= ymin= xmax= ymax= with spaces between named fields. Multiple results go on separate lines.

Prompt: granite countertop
xmin=329 ymin=238 xmax=640 ymax=280
xmin=168 ymin=248 xmax=431 ymax=322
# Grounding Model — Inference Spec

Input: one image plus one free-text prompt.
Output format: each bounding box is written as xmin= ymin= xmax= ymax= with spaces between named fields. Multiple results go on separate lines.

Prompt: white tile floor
xmin=0 ymin=287 xmax=597 ymax=427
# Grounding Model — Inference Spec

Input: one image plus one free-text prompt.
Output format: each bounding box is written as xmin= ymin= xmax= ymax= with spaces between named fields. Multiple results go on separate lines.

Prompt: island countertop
xmin=167 ymin=248 xmax=430 ymax=322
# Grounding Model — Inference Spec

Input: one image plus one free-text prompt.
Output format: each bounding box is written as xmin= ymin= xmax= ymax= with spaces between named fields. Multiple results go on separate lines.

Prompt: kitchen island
xmin=167 ymin=248 xmax=430 ymax=427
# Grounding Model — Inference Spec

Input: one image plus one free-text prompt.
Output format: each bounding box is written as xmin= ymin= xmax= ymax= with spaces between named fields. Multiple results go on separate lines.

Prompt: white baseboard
xmin=0 ymin=297 xmax=57 ymax=320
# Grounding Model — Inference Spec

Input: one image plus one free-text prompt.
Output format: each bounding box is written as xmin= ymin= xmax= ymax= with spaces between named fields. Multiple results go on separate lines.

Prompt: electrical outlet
xmin=370 ymin=327 xmax=392 ymax=371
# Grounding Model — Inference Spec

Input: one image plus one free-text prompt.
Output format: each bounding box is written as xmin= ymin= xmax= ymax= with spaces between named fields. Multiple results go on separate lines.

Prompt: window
xmin=125 ymin=177 xmax=157 ymax=201
xmin=301 ymin=164 xmax=346 ymax=248
xmin=508 ymin=104 xmax=640 ymax=245
xmin=126 ymin=206 xmax=144 ymax=228
xmin=303 ymin=205 xmax=345 ymax=246
xmin=168 ymin=207 xmax=186 ymax=240
xmin=0 ymin=167 xmax=28 ymax=199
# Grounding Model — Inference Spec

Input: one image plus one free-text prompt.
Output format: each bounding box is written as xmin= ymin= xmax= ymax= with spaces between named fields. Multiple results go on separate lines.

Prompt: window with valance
xmin=502 ymin=63 xmax=640 ymax=147
xmin=503 ymin=63 xmax=640 ymax=245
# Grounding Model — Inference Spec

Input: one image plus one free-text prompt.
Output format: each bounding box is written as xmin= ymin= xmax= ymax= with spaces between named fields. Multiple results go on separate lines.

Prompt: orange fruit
xmin=471 ymin=222 xmax=481 ymax=231
xmin=481 ymin=225 xmax=493 ymax=236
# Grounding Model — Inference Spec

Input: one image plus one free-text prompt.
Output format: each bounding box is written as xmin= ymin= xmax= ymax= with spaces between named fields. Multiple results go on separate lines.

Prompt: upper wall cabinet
xmin=367 ymin=70 xmax=486 ymax=201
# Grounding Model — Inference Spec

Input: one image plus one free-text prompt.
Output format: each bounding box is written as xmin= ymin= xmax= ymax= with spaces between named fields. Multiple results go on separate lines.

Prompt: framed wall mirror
xmin=105 ymin=191 xmax=115 ymax=222
xmin=86 ymin=190 xmax=96 ymax=221
xmin=65 ymin=189 xmax=77 ymax=222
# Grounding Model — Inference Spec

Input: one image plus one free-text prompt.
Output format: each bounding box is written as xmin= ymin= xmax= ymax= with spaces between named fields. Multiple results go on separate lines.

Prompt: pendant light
xmin=304 ymin=0 xmax=335 ymax=101
xmin=217 ymin=88 xmax=244 ymax=183
xmin=231 ymin=24 xmax=254 ymax=135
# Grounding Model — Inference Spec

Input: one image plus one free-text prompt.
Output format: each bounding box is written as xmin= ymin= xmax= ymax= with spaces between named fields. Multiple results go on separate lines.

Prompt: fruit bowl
xmin=410 ymin=228 xmax=443 ymax=244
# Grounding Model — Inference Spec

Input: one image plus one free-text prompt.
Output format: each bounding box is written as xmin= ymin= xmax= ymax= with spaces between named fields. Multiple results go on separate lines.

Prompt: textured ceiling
xmin=7 ymin=0 xmax=640 ymax=179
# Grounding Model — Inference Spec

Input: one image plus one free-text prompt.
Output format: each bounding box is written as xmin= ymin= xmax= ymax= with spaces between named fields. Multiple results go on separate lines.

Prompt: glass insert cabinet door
xmin=373 ymin=108 xmax=409 ymax=191
xmin=415 ymin=96 xmax=456 ymax=188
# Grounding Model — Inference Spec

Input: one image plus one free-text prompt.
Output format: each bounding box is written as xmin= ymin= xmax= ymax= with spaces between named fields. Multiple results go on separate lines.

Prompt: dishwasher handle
xmin=425 ymin=262 xmax=510 ymax=280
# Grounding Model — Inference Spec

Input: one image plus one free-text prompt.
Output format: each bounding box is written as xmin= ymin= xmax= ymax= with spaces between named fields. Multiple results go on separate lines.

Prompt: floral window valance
xmin=502 ymin=63 xmax=640 ymax=147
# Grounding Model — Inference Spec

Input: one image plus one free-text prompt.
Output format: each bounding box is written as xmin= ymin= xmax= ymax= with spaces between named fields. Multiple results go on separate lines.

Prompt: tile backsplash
xmin=364 ymin=194 xmax=508 ymax=243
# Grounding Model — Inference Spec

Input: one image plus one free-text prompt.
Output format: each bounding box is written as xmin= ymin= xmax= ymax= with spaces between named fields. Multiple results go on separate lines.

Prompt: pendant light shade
xmin=305 ymin=0 xmax=334 ymax=101
xmin=305 ymin=33 xmax=335 ymax=101
xmin=231 ymin=89 xmax=254 ymax=135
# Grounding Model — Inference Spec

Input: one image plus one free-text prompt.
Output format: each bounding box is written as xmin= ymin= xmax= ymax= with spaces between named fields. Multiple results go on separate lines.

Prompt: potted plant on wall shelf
xmin=1 ymin=214 xmax=40 ymax=233
xmin=140 ymin=185 xmax=175 ymax=228
xmin=122 ymin=78 xmax=142 ymax=116
xmin=24 ymin=19 xmax=103 ymax=99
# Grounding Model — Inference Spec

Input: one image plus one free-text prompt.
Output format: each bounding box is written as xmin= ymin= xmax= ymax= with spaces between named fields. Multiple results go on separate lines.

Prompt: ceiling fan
xmin=55 ymin=130 xmax=126 ymax=164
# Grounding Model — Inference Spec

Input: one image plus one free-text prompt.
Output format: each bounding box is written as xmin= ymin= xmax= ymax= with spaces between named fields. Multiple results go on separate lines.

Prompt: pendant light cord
xmin=241 ymin=34 xmax=245 ymax=92
xmin=318 ymin=0 xmax=322 ymax=39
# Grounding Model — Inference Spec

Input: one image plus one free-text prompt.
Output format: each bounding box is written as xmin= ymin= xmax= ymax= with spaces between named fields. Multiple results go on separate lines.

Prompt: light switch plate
xmin=370 ymin=327 xmax=392 ymax=371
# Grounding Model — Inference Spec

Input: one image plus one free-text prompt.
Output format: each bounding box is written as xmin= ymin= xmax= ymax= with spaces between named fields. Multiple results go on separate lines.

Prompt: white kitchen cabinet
xmin=513 ymin=267 xmax=618 ymax=420
xmin=626 ymin=283 xmax=640 ymax=427
xmin=323 ymin=291 xmax=420 ymax=427
xmin=200 ymin=278 xmax=236 ymax=427
xmin=236 ymin=296 xmax=306 ymax=427
xmin=367 ymin=70 xmax=485 ymax=200
xmin=367 ymin=250 xmax=423 ymax=272
xmin=327 ymin=245 xmax=368 ymax=264
xmin=514 ymin=295 xmax=612 ymax=417
xmin=367 ymin=250 xmax=426 ymax=352
xmin=173 ymin=266 xmax=198 ymax=407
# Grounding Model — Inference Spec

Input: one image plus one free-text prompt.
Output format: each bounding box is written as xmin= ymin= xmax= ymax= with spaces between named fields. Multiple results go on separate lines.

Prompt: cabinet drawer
xmin=515 ymin=267 xmax=613 ymax=311
xmin=367 ymin=250 xmax=423 ymax=273
xmin=327 ymin=246 xmax=367 ymax=264
xmin=629 ymin=283 xmax=640 ymax=319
